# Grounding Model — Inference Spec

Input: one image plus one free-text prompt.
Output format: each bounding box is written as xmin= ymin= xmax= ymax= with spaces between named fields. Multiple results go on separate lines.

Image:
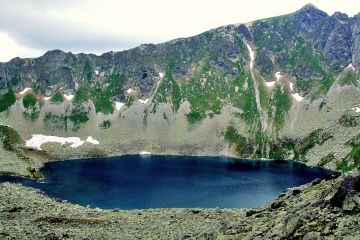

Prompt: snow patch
xmin=25 ymin=134 xmax=84 ymax=150
xmin=292 ymin=93 xmax=304 ymax=102
xmin=115 ymin=102 xmax=124 ymax=111
xmin=44 ymin=96 xmax=50 ymax=101
xmin=245 ymin=44 xmax=255 ymax=68
xmin=26 ymin=134 xmax=100 ymax=150
xmin=63 ymin=94 xmax=74 ymax=101
xmin=275 ymin=72 xmax=282 ymax=80
xmin=86 ymin=136 xmax=99 ymax=145
xmin=139 ymin=98 xmax=149 ymax=104
xmin=94 ymin=70 xmax=99 ymax=75
xmin=347 ymin=63 xmax=355 ymax=71
xmin=289 ymin=82 xmax=294 ymax=92
xmin=265 ymin=81 xmax=276 ymax=87
xmin=20 ymin=88 xmax=32 ymax=95
xmin=139 ymin=151 xmax=151 ymax=155
xmin=159 ymin=72 xmax=164 ymax=78
xmin=352 ymin=107 xmax=360 ymax=113
xmin=126 ymin=88 xmax=134 ymax=94
xmin=347 ymin=63 xmax=356 ymax=71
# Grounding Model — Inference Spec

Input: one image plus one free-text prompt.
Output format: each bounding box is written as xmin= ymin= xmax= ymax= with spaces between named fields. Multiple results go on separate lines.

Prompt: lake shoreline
xmin=32 ymin=150 xmax=337 ymax=179
xmin=1 ymin=168 xmax=358 ymax=239
xmin=1 ymin=155 xmax=335 ymax=210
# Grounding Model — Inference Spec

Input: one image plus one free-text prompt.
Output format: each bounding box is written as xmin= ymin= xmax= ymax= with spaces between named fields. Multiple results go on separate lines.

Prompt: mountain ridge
xmin=1 ymin=4 xmax=360 ymax=177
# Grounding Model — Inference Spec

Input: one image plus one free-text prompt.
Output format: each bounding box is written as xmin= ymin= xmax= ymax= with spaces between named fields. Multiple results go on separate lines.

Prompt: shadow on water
xmin=0 ymin=156 xmax=334 ymax=209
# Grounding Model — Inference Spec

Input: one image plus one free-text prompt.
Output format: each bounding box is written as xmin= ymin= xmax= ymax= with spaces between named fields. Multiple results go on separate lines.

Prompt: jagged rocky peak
xmin=43 ymin=49 xmax=66 ymax=57
xmin=41 ymin=49 xmax=71 ymax=65
xmin=291 ymin=3 xmax=329 ymax=35
xmin=297 ymin=3 xmax=327 ymax=15
xmin=332 ymin=12 xmax=349 ymax=21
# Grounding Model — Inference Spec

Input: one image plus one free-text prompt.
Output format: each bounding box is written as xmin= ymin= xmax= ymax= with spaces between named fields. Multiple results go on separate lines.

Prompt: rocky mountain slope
xmin=0 ymin=4 xmax=360 ymax=177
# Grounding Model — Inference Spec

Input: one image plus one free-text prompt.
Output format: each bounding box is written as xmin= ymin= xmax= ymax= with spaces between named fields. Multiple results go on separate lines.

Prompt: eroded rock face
xmin=290 ymin=4 xmax=329 ymax=37
xmin=330 ymin=170 xmax=360 ymax=208
xmin=352 ymin=13 xmax=360 ymax=70
xmin=323 ymin=16 xmax=352 ymax=70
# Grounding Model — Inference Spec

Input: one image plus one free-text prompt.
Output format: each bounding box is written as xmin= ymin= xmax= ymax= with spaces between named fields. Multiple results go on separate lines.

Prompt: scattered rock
xmin=302 ymin=231 xmax=321 ymax=240
xmin=271 ymin=199 xmax=284 ymax=209
xmin=292 ymin=188 xmax=302 ymax=195
xmin=245 ymin=209 xmax=257 ymax=217
xmin=191 ymin=209 xmax=201 ymax=214
xmin=279 ymin=214 xmax=300 ymax=238
xmin=330 ymin=171 xmax=360 ymax=208
xmin=310 ymin=178 xmax=322 ymax=186
xmin=8 ymin=206 xmax=23 ymax=213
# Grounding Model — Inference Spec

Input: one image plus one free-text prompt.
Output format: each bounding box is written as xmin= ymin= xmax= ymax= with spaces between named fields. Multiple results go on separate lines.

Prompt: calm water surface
xmin=0 ymin=155 xmax=333 ymax=209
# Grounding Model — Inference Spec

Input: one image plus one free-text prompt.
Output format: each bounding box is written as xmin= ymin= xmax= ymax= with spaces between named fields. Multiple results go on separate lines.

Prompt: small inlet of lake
xmin=0 ymin=155 xmax=334 ymax=209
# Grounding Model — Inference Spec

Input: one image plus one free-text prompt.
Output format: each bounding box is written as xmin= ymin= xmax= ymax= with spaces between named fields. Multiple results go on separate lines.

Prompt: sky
xmin=0 ymin=0 xmax=359 ymax=62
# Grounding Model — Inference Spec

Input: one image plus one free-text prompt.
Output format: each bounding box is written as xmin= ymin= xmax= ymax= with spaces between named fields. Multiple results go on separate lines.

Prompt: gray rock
xmin=303 ymin=232 xmax=321 ymax=240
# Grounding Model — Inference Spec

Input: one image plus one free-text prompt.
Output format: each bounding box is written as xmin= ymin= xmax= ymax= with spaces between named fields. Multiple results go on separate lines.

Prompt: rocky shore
xmin=1 ymin=168 xmax=359 ymax=239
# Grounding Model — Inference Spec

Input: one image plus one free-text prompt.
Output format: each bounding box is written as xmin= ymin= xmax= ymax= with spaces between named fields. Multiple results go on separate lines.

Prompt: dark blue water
xmin=0 ymin=155 xmax=333 ymax=209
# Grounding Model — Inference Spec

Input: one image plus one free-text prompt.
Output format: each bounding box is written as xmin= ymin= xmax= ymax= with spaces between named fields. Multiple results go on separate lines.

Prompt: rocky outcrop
xmin=352 ymin=13 xmax=360 ymax=70
xmin=290 ymin=4 xmax=329 ymax=38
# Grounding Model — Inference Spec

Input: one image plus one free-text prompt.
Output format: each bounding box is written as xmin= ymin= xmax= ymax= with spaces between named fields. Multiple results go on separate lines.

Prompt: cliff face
xmin=0 ymin=5 xmax=360 ymax=174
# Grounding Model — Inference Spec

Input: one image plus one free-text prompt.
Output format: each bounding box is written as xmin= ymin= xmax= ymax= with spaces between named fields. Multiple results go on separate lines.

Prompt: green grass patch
xmin=0 ymin=125 xmax=22 ymax=151
xmin=92 ymin=86 xmax=114 ymax=114
xmin=311 ymin=74 xmax=335 ymax=100
xmin=268 ymin=139 xmax=295 ymax=160
xmin=50 ymin=90 xmax=64 ymax=104
xmin=338 ymin=70 xmax=358 ymax=86
xmin=125 ymin=95 xmax=135 ymax=107
xmin=224 ymin=125 xmax=248 ymax=155
xmin=153 ymin=64 xmax=182 ymax=112
xmin=268 ymin=85 xmax=292 ymax=132
xmin=69 ymin=107 xmax=89 ymax=132
xmin=255 ymin=72 xmax=271 ymax=110
xmin=0 ymin=89 xmax=16 ymax=113
xmin=238 ymin=78 xmax=259 ymax=125
xmin=337 ymin=138 xmax=360 ymax=172
xmin=23 ymin=93 xmax=38 ymax=109
xmin=104 ymin=73 xmax=126 ymax=96
xmin=99 ymin=120 xmax=111 ymax=129
xmin=186 ymin=110 xmax=205 ymax=124
xmin=22 ymin=93 xmax=38 ymax=109
xmin=181 ymin=60 xmax=230 ymax=123
xmin=74 ymin=86 xmax=90 ymax=104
